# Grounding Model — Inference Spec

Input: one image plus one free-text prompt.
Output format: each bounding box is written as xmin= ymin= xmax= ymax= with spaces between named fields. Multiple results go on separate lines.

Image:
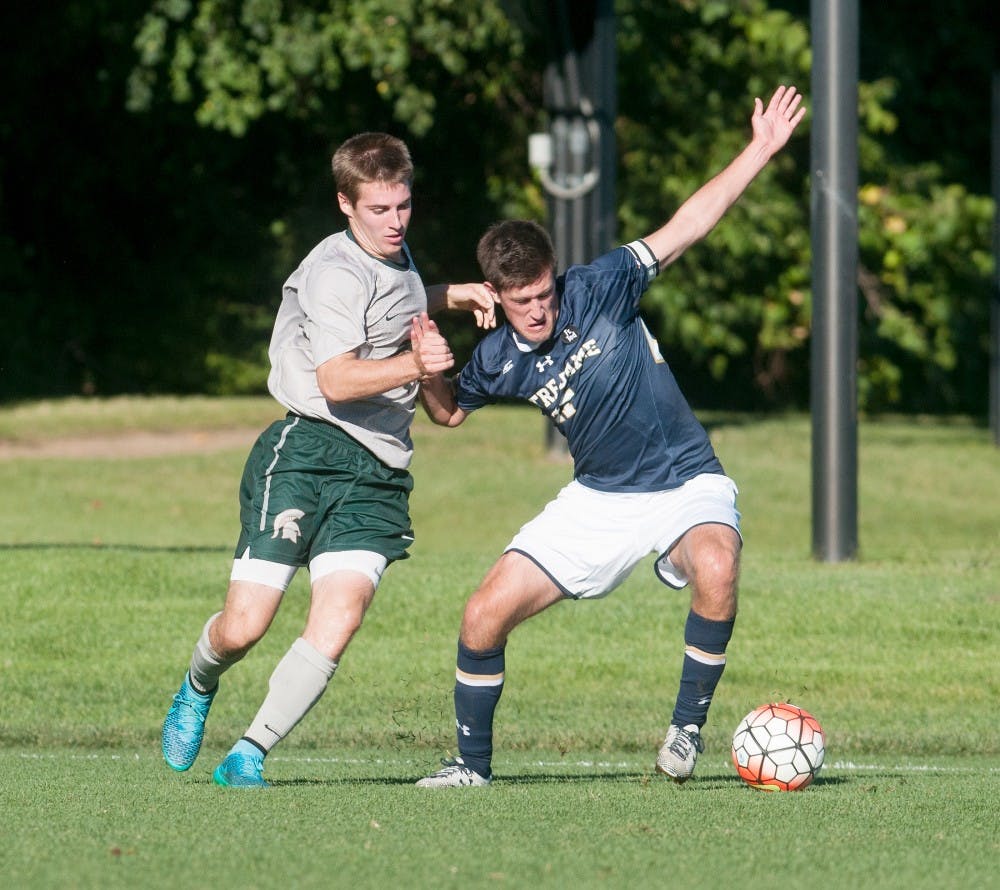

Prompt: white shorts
xmin=230 ymin=548 xmax=388 ymax=592
xmin=505 ymin=473 xmax=741 ymax=599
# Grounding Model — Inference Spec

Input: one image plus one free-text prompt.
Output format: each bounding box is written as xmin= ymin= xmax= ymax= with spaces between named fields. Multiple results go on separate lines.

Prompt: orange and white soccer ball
xmin=731 ymin=702 xmax=826 ymax=791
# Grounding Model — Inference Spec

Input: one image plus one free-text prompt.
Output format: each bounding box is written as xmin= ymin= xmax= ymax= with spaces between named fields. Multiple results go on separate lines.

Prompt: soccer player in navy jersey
xmin=413 ymin=85 xmax=806 ymax=786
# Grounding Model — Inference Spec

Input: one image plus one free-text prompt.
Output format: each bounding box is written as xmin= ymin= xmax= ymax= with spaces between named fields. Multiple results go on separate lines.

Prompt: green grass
xmin=1 ymin=398 xmax=998 ymax=888
xmin=0 ymin=394 xmax=281 ymax=440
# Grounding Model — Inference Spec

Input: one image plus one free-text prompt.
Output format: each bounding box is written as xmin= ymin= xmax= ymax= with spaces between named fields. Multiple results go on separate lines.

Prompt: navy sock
xmin=453 ymin=640 xmax=505 ymax=779
xmin=670 ymin=610 xmax=735 ymax=729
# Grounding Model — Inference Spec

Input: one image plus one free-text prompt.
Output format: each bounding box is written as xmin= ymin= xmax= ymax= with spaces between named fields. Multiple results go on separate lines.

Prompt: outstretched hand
xmin=751 ymin=85 xmax=807 ymax=155
xmin=444 ymin=282 xmax=498 ymax=330
xmin=410 ymin=312 xmax=454 ymax=379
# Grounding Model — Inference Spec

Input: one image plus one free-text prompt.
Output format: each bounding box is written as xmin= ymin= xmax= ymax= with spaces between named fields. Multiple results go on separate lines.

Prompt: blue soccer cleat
xmin=161 ymin=675 xmax=217 ymax=771
xmin=213 ymin=748 xmax=268 ymax=788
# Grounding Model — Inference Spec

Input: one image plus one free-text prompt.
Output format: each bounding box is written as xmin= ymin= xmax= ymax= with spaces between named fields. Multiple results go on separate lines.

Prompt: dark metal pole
xmin=810 ymin=0 xmax=859 ymax=560
xmin=990 ymin=70 xmax=999 ymax=446
xmin=539 ymin=0 xmax=616 ymax=456
xmin=540 ymin=0 xmax=615 ymax=270
xmin=587 ymin=1 xmax=617 ymax=258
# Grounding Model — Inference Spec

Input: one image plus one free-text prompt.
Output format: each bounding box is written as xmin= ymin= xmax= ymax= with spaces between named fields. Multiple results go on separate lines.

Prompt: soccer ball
xmin=731 ymin=702 xmax=825 ymax=791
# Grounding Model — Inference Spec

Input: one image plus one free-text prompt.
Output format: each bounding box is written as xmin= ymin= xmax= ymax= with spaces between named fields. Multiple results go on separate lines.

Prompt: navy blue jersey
xmin=455 ymin=241 xmax=724 ymax=493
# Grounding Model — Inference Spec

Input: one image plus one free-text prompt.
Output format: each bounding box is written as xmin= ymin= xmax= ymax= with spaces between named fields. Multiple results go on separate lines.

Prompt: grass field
xmin=1 ymin=397 xmax=997 ymax=888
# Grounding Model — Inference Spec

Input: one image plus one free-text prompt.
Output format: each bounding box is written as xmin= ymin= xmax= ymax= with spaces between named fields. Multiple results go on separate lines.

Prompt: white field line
xmin=13 ymin=751 xmax=1000 ymax=774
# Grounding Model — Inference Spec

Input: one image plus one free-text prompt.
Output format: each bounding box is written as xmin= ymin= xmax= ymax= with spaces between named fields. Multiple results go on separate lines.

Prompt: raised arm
xmin=643 ymin=84 xmax=806 ymax=270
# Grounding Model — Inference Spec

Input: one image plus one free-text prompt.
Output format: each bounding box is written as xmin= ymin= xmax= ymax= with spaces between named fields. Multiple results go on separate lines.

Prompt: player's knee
xmin=461 ymin=596 xmax=491 ymax=634
xmin=697 ymin=529 xmax=740 ymax=575
xmin=212 ymin=615 xmax=268 ymax=657
xmin=460 ymin=595 xmax=507 ymax=649
xmin=686 ymin=537 xmax=739 ymax=609
xmin=336 ymin=607 xmax=367 ymax=639
xmin=703 ymin=545 xmax=739 ymax=587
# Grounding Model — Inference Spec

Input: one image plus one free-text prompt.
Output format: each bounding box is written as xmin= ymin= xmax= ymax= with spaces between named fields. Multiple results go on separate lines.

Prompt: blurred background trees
xmin=0 ymin=0 xmax=993 ymax=414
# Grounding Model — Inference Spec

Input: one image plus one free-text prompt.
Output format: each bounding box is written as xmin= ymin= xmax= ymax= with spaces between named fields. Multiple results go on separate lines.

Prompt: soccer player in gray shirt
xmin=161 ymin=132 xmax=495 ymax=787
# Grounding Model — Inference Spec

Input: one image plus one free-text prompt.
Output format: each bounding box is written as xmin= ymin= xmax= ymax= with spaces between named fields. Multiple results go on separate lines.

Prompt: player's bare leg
xmin=671 ymin=523 xmax=741 ymax=621
xmin=162 ymin=581 xmax=283 ymax=771
xmin=209 ymin=580 xmax=287 ymax=660
xmin=460 ymin=552 xmax=566 ymax=650
xmin=657 ymin=523 xmax=741 ymax=783
xmin=214 ymin=571 xmax=374 ymax=788
xmin=418 ymin=553 xmax=563 ymax=787
xmin=300 ymin=570 xmax=377 ymax=659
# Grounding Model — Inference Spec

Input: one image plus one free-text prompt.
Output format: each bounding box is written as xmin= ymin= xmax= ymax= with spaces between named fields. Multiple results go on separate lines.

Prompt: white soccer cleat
xmin=416 ymin=757 xmax=491 ymax=788
xmin=656 ymin=723 xmax=704 ymax=784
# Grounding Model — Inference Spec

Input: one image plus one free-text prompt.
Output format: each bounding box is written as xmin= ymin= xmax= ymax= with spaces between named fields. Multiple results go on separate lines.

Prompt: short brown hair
xmin=476 ymin=220 xmax=556 ymax=293
xmin=331 ymin=133 xmax=413 ymax=204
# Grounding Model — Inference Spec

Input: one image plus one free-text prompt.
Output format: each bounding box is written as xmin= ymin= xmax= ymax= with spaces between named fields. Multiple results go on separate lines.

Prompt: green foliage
xmin=616 ymin=1 xmax=994 ymax=412
xmin=129 ymin=0 xmax=526 ymax=138
xmin=202 ymin=299 xmax=274 ymax=394
xmin=856 ymin=85 xmax=995 ymax=411
xmin=124 ymin=2 xmax=540 ymax=393
xmin=615 ymin=1 xmax=813 ymax=407
xmin=1 ymin=2 xmax=993 ymax=412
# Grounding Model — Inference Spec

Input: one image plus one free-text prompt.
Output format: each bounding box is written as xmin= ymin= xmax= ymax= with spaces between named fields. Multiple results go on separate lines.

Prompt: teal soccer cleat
xmin=161 ymin=675 xmax=216 ymax=771
xmin=213 ymin=748 xmax=268 ymax=788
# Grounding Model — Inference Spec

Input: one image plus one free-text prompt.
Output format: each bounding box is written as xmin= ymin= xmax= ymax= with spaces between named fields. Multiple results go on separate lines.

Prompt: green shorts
xmin=234 ymin=414 xmax=414 ymax=567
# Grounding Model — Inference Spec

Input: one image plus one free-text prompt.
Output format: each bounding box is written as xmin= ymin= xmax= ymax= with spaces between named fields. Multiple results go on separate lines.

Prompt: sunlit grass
xmin=0 ymin=400 xmax=997 ymax=888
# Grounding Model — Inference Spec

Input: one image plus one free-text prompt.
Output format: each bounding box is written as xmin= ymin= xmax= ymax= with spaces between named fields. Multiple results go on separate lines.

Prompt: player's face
xmin=338 ymin=180 xmax=412 ymax=262
xmin=497 ymin=269 xmax=559 ymax=343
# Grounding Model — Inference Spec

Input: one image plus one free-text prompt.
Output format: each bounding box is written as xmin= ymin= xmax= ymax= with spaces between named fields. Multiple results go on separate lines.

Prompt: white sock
xmin=189 ymin=612 xmax=244 ymax=693
xmin=245 ymin=637 xmax=338 ymax=753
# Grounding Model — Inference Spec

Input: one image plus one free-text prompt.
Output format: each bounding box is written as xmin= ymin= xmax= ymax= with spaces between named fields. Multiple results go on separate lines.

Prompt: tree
xmin=0 ymin=1 xmax=335 ymax=397
xmin=129 ymin=0 xmax=525 ymax=137
xmin=126 ymin=0 xmax=541 ymax=381
xmin=614 ymin=0 xmax=993 ymax=413
xmin=1 ymin=1 xmax=992 ymax=412
xmin=615 ymin=1 xmax=814 ymax=408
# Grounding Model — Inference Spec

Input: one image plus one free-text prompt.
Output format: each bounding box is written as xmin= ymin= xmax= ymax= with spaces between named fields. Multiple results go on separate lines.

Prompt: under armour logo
xmin=535 ymin=355 xmax=554 ymax=373
xmin=271 ymin=508 xmax=305 ymax=543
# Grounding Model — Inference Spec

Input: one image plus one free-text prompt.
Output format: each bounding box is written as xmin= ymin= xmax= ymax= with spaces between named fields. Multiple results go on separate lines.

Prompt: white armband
xmin=624 ymin=240 xmax=660 ymax=283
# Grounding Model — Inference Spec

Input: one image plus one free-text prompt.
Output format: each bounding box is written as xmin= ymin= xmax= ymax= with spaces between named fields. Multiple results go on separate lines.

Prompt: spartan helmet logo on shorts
xmin=271 ymin=508 xmax=306 ymax=543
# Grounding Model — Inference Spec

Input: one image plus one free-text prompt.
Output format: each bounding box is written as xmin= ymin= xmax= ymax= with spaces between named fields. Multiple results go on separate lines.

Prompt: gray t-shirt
xmin=267 ymin=230 xmax=426 ymax=469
